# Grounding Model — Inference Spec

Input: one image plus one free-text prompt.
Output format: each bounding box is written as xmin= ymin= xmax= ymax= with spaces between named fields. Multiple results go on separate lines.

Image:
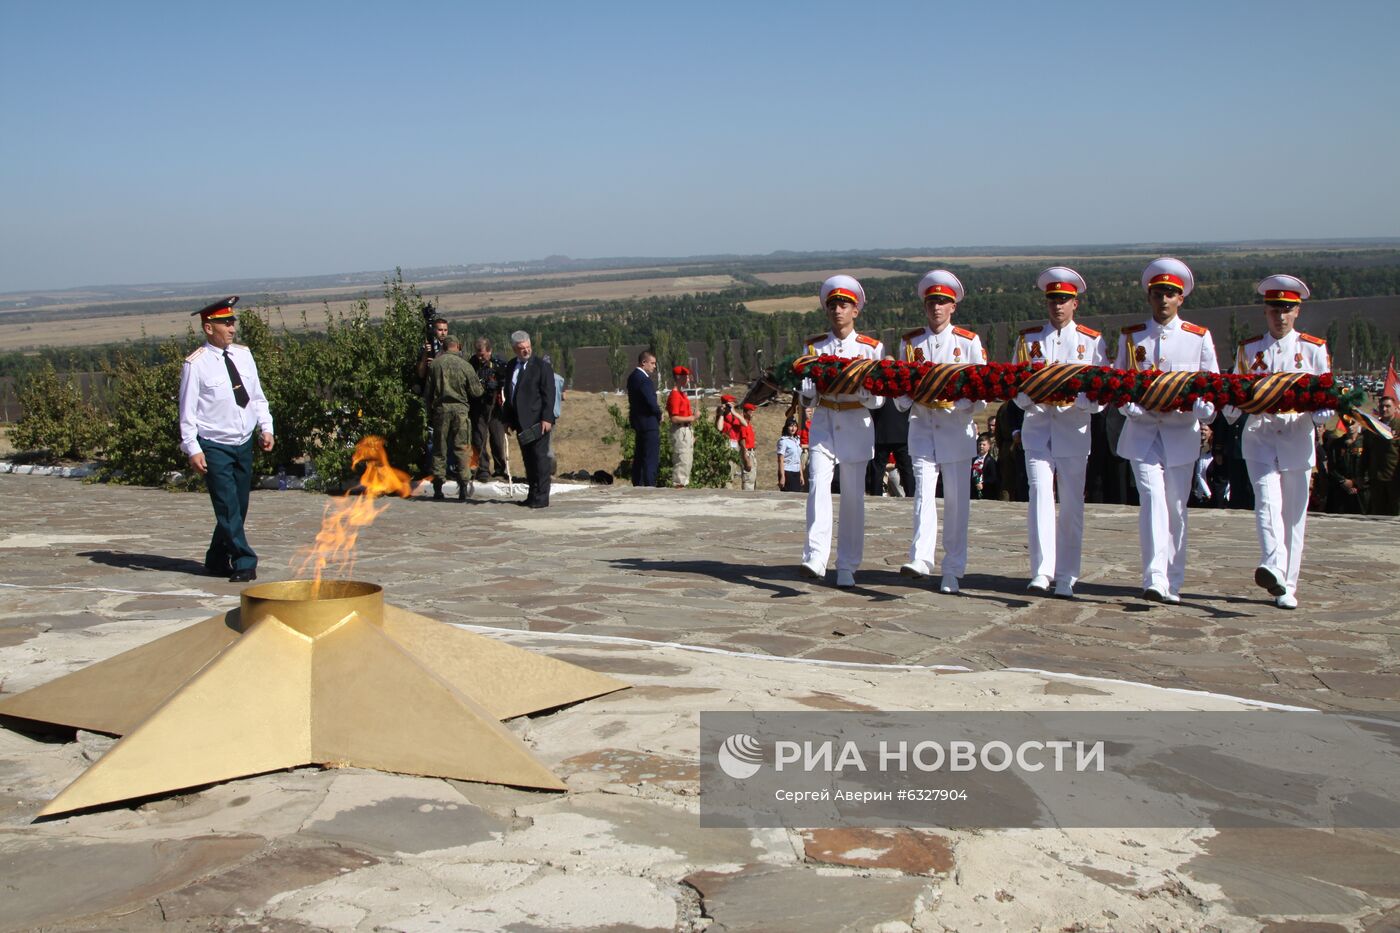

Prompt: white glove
xmin=953 ymin=398 xmax=973 ymax=413
xmin=1192 ymin=399 xmax=1216 ymax=422
xmin=893 ymin=395 xmax=914 ymax=412
xmin=798 ymin=377 xmax=816 ymax=403
xmin=1223 ymin=404 xmax=1243 ymax=423
xmin=1014 ymin=392 xmax=1044 ymax=414
xmin=856 ymin=387 xmax=884 ymax=409
xmin=1074 ymin=392 xmax=1094 ymax=411
xmin=1120 ymin=402 xmax=1147 ymax=419
xmin=1312 ymin=408 xmax=1336 ymax=425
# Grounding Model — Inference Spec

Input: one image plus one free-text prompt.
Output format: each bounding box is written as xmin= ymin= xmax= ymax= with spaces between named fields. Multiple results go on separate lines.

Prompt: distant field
xmin=892 ymin=254 xmax=1159 ymax=266
xmin=751 ymin=268 xmax=911 ymax=286
xmin=0 ymin=274 xmax=741 ymax=351
xmin=742 ymin=296 xmax=821 ymax=315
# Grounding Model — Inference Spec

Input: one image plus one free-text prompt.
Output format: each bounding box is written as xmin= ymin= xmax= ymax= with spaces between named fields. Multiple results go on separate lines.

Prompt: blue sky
xmin=2 ymin=0 xmax=1398 ymax=291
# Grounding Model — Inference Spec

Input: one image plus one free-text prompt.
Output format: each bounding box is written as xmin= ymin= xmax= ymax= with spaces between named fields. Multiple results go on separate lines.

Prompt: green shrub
xmin=604 ymin=399 xmax=736 ymax=488
xmin=10 ymin=362 xmax=104 ymax=461
xmin=99 ymin=340 xmax=196 ymax=487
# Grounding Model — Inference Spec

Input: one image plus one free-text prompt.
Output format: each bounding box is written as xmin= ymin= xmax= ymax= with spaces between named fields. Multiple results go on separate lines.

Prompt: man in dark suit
xmin=627 ymin=350 xmax=661 ymax=487
xmin=503 ymin=330 xmax=557 ymax=508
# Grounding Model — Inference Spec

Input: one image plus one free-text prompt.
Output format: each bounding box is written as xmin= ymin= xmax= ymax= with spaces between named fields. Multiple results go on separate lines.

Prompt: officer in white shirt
xmin=1114 ymin=259 xmax=1219 ymax=604
xmin=1013 ymin=267 xmax=1108 ymax=599
xmin=895 ymin=270 xmax=985 ymax=595
xmin=1227 ymin=275 xmax=1334 ymax=609
xmin=798 ymin=275 xmax=885 ymax=588
xmin=178 ymin=297 xmax=275 ymax=582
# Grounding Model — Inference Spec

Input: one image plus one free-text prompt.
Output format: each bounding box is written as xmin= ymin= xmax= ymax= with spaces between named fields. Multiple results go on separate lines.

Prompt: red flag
xmin=1385 ymin=354 xmax=1399 ymax=404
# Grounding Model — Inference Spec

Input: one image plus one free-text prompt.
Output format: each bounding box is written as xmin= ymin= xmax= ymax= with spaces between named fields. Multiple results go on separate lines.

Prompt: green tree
xmin=10 ymin=362 xmax=104 ymax=461
xmin=99 ymin=341 xmax=192 ymax=486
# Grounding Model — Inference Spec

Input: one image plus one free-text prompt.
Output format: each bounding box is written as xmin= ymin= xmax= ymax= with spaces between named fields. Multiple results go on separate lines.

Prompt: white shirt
xmin=1234 ymin=330 xmax=1330 ymax=471
xmin=1015 ymin=320 xmax=1109 ymax=459
xmin=1113 ymin=316 xmax=1219 ymax=467
xmin=178 ymin=342 xmax=273 ymax=456
xmin=800 ymin=330 xmax=886 ymax=463
xmin=898 ymin=324 xmax=986 ymax=462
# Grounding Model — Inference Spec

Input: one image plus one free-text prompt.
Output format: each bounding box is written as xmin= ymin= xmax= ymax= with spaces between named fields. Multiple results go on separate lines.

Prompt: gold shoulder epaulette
xmin=855 ymin=333 xmax=880 ymax=347
xmin=1180 ymin=321 xmax=1208 ymax=336
xmin=805 ymin=333 xmax=828 ymax=345
xmin=952 ymin=326 xmax=976 ymax=339
xmin=1239 ymin=334 xmax=1263 ymax=346
xmin=184 ymin=346 xmax=207 ymax=363
xmin=1299 ymin=332 xmax=1326 ymax=346
xmin=1075 ymin=323 xmax=1101 ymax=339
xmin=903 ymin=327 xmax=926 ymax=342
xmin=1020 ymin=324 xmax=1042 ymax=335
xmin=1121 ymin=323 xmax=1147 ymax=335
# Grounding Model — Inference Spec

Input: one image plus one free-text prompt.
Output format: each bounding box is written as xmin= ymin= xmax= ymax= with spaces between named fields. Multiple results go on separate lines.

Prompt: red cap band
xmin=1044 ymin=282 xmax=1078 ymax=296
xmin=1264 ymin=290 xmax=1302 ymax=303
xmin=826 ymin=288 xmax=859 ymax=306
xmin=922 ymin=284 xmax=957 ymax=300
xmin=1149 ymin=273 xmax=1185 ymax=290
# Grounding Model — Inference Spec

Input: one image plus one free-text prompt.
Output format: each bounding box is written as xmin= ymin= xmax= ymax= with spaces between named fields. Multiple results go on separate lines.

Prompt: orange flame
xmin=296 ymin=436 xmax=411 ymax=593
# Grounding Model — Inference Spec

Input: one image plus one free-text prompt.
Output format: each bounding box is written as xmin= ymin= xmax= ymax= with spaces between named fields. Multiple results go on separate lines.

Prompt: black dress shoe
xmin=229 ymin=569 xmax=257 ymax=583
xmin=205 ymin=565 xmax=232 ymax=578
xmin=528 ymin=501 xmax=548 ymax=509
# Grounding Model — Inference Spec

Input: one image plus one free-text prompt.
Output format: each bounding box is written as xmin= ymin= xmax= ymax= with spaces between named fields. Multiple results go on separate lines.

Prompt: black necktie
xmin=224 ymin=351 xmax=250 ymax=408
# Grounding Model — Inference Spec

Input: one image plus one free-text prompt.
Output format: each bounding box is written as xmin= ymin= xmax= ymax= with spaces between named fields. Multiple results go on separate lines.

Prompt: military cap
xmin=1141 ymin=258 xmax=1194 ymax=297
xmin=193 ymin=296 xmax=239 ymax=321
xmin=1256 ymin=274 xmax=1310 ymax=304
xmin=1037 ymin=266 xmax=1087 ymax=298
xmin=917 ymin=270 xmax=965 ymax=303
xmin=820 ymin=275 xmax=866 ymax=310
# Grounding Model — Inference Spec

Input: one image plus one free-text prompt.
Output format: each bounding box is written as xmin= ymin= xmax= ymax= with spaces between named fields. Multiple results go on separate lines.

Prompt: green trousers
xmin=199 ymin=436 xmax=256 ymax=573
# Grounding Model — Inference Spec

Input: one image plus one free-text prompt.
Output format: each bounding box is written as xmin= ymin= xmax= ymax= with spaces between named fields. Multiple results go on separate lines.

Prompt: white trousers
xmin=1131 ymin=458 xmax=1194 ymax=596
xmin=1248 ymin=458 xmax=1309 ymax=591
xmin=1025 ymin=452 xmax=1087 ymax=586
xmin=910 ymin=458 xmax=971 ymax=578
xmin=804 ymin=450 xmax=869 ymax=573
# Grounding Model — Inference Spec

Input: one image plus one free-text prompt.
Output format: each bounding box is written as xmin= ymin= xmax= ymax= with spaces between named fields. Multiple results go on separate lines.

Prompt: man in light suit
xmin=1227 ymin=275 xmax=1334 ymax=609
xmin=1012 ymin=267 xmax=1109 ymax=599
xmin=798 ymin=275 xmax=885 ymax=588
xmin=1114 ymin=258 xmax=1219 ymax=604
xmin=627 ymin=350 xmax=661 ymax=487
xmin=503 ymin=330 xmax=557 ymax=509
xmin=896 ymin=270 xmax=986 ymax=595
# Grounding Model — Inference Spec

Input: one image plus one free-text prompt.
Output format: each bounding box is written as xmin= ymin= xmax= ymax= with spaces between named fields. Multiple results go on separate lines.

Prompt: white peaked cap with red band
xmin=820 ymin=274 xmax=866 ymax=310
xmin=1256 ymin=274 xmax=1311 ymax=303
xmin=1037 ymin=266 xmax=1087 ymax=297
xmin=917 ymin=269 xmax=965 ymax=303
xmin=1141 ymin=257 xmax=1195 ymax=297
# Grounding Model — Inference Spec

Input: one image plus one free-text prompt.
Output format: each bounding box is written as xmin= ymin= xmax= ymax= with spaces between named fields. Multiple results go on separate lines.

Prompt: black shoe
xmin=229 ymin=569 xmax=257 ymax=583
xmin=492 ymin=470 xmax=507 ymax=478
xmin=204 ymin=564 xmax=232 ymax=578
xmin=1254 ymin=566 xmax=1286 ymax=597
xmin=475 ymin=471 xmax=491 ymax=483
xmin=528 ymin=501 xmax=548 ymax=509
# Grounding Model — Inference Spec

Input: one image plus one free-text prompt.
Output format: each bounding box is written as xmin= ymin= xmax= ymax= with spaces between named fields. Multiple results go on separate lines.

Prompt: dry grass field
xmin=741 ymin=296 xmax=822 ymax=315
xmin=0 ymin=274 xmax=741 ymax=352
xmin=751 ymin=267 xmax=909 ymax=286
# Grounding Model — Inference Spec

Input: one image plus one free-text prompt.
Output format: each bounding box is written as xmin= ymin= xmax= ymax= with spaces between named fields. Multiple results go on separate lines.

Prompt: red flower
xmin=1319 ymin=373 xmax=1334 ymax=389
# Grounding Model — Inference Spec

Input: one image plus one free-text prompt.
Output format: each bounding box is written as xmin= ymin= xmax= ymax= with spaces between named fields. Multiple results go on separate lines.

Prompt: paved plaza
xmin=1 ymin=473 xmax=1399 ymax=931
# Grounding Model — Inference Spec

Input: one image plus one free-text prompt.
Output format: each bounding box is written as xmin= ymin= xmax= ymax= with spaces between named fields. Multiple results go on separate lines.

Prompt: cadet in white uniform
xmin=895 ymin=270 xmax=986 ymax=595
xmin=1228 ymin=275 xmax=1334 ymax=609
xmin=1013 ymin=267 xmax=1109 ymax=599
xmin=1113 ymin=259 xmax=1219 ymax=603
xmin=799 ymin=275 xmax=885 ymax=588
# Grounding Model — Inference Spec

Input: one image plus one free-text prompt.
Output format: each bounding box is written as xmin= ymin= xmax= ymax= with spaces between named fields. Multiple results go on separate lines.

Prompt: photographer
xmin=469 ymin=337 xmax=510 ymax=481
xmin=413 ymin=308 xmax=452 ymax=478
xmin=714 ymin=394 xmax=749 ymax=488
xmin=415 ymin=312 xmax=449 ymax=388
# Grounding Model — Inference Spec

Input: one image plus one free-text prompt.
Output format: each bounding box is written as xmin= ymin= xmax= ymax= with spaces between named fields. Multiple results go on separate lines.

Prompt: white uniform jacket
xmin=1235 ymin=331 xmax=1330 ymax=472
xmin=897 ymin=325 xmax=986 ymax=463
xmin=178 ymin=342 xmax=274 ymax=457
xmin=1113 ymin=317 xmax=1219 ymax=467
xmin=1015 ymin=321 xmax=1109 ymax=459
xmin=800 ymin=330 xmax=885 ymax=464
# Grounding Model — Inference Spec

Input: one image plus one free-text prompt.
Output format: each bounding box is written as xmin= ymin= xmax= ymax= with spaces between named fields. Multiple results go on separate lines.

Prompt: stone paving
xmin=1 ymin=474 xmax=1399 ymax=931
